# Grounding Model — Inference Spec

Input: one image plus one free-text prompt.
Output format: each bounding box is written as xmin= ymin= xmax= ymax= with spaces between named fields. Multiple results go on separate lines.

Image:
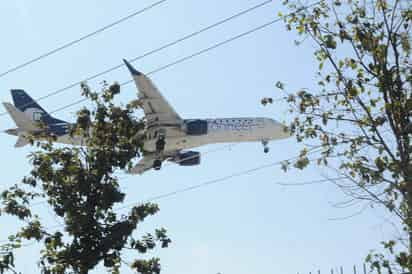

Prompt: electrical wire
xmin=276 ymin=177 xmax=346 ymax=186
xmin=49 ymin=17 xmax=297 ymax=114
xmin=0 ymin=147 xmax=323 ymax=246
xmin=0 ymin=0 xmax=274 ymax=117
xmin=0 ymin=0 xmax=324 ymax=248
xmin=116 ymin=156 xmax=313 ymax=211
xmin=27 ymin=143 xmax=238 ymax=207
xmin=0 ymin=0 xmax=167 ymax=79
xmin=1 ymin=1 xmax=321 ymax=117
xmin=49 ymin=0 xmax=321 ymax=114
xmin=66 ymin=147 xmax=324 ymax=224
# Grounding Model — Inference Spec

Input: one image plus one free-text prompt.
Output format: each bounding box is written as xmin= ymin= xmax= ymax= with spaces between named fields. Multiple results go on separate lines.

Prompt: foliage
xmin=271 ymin=0 xmax=412 ymax=272
xmin=0 ymin=82 xmax=171 ymax=273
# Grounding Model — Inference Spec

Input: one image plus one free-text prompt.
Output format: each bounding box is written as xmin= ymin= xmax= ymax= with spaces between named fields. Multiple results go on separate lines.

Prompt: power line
xmin=0 ymin=0 xmax=317 ymax=214
xmin=0 ymin=0 xmax=323 ymax=246
xmin=0 ymin=0 xmax=274 ymax=117
xmin=49 ymin=16 xmax=295 ymax=114
xmin=276 ymin=177 xmax=346 ymax=186
xmin=27 ymin=143 xmax=238 ymax=207
xmin=115 ymin=148 xmax=322 ymax=212
xmin=116 ymin=159 xmax=302 ymax=211
xmin=49 ymin=1 xmax=321 ymax=114
xmin=77 ymin=148 xmax=325 ymax=220
xmin=0 ymin=0 xmax=167 ymax=79
xmin=0 ymin=147 xmax=323 ymax=246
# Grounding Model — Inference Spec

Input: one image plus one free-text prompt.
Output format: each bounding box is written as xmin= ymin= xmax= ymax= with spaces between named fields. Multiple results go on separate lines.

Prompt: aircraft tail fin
xmin=10 ymin=89 xmax=68 ymax=125
xmin=2 ymin=102 xmax=38 ymax=131
xmin=11 ymin=89 xmax=47 ymax=113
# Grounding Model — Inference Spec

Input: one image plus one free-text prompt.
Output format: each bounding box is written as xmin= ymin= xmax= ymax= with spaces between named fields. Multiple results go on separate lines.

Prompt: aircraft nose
xmin=266 ymin=119 xmax=291 ymax=139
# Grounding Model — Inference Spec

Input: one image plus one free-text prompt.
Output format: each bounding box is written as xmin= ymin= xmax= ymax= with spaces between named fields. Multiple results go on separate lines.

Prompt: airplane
xmin=3 ymin=59 xmax=291 ymax=174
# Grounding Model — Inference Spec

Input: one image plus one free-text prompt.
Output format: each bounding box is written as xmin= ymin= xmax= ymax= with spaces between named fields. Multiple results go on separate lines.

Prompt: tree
xmin=0 ymin=82 xmax=171 ymax=273
xmin=267 ymin=0 xmax=412 ymax=272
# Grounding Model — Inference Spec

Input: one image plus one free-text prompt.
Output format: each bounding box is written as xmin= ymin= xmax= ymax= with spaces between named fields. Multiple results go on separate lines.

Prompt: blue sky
xmin=0 ymin=0 xmax=399 ymax=273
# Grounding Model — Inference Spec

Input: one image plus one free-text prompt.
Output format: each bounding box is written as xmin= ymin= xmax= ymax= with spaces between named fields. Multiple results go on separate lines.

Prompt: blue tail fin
xmin=10 ymin=89 xmax=68 ymax=126
xmin=11 ymin=89 xmax=47 ymax=113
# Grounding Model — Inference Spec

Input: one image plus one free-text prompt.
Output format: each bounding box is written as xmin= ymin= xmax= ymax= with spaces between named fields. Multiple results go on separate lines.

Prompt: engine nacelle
xmin=176 ymin=151 xmax=201 ymax=166
xmin=184 ymin=119 xmax=208 ymax=136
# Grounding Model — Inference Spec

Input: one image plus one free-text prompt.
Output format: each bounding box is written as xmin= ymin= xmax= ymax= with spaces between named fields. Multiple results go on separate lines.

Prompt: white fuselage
xmin=22 ymin=117 xmax=288 ymax=152
xmin=143 ymin=117 xmax=289 ymax=153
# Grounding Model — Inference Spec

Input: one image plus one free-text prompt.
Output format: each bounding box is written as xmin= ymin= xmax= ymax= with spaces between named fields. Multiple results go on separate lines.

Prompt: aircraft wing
xmin=123 ymin=59 xmax=182 ymax=124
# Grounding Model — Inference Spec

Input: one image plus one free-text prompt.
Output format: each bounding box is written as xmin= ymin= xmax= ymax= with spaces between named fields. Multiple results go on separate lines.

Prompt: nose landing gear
xmin=262 ymin=140 xmax=269 ymax=153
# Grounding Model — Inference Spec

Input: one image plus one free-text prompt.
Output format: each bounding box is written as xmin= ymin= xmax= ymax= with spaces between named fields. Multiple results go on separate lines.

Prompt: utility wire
xmin=116 ymin=157 xmax=310 ymax=211
xmin=0 ymin=0 xmax=317 ymax=209
xmin=0 ymin=0 xmax=274 ymax=117
xmin=50 ymin=1 xmax=321 ymax=114
xmin=276 ymin=177 xmax=346 ymax=186
xmin=2 ymin=1 xmax=322 ymax=116
xmin=49 ymin=16 xmax=297 ymax=114
xmin=28 ymin=143 xmax=238 ymax=207
xmin=0 ymin=0 xmax=324 ymax=247
xmin=0 ymin=0 xmax=167 ymax=79
xmin=81 ymin=148 xmax=325 ymax=220
xmin=0 ymin=147 xmax=324 ymax=246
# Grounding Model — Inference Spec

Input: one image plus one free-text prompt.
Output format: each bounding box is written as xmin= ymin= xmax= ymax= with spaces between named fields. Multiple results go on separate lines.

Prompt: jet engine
xmin=183 ymin=119 xmax=208 ymax=135
xmin=175 ymin=151 xmax=201 ymax=166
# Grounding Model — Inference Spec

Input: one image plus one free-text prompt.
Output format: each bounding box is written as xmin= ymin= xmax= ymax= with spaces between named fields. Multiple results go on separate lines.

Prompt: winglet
xmin=123 ymin=59 xmax=142 ymax=76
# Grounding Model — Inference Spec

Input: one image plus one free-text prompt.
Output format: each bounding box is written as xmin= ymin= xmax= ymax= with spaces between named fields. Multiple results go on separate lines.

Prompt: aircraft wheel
xmin=264 ymin=147 xmax=269 ymax=154
xmin=153 ymin=159 xmax=162 ymax=170
xmin=156 ymin=136 xmax=166 ymax=152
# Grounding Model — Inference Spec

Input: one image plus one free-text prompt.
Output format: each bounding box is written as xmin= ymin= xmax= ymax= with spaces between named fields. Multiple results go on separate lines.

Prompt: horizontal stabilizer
xmin=2 ymin=102 xmax=38 ymax=132
xmin=15 ymin=136 xmax=29 ymax=148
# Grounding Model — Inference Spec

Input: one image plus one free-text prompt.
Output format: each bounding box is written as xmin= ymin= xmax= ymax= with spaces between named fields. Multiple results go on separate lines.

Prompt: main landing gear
xmin=153 ymin=159 xmax=162 ymax=170
xmin=262 ymin=140 xmax=270 ymax=153
xmin=155 ymin=130 xmax=166 ymax=153
xmin=156 ymin=135 xmax=166 ymax=152
xmin=153 ymin=130 xmax=166 ymax=171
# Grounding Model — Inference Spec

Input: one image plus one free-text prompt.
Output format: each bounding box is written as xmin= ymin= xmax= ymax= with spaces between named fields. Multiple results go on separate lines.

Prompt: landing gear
xmin=154 ymin=130 xmax=166 ymax=171
xmin=153 ymin=159 xmax=162 ymax=170
xmin=156 ymin=136 xmax=165 ymax=152
xmin=155 ymin=130 xmax=166 ymax=153
xmin=262 ymin=140 xmax=269 ymax=153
